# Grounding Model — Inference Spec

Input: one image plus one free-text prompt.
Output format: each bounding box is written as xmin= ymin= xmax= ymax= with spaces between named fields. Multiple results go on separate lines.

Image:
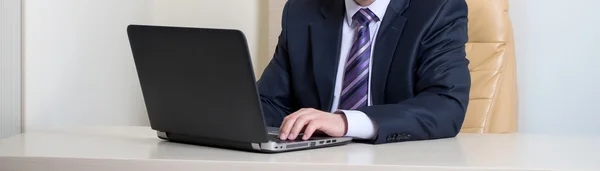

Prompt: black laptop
xmin=126 ymin=25 xmax=352 ymax=153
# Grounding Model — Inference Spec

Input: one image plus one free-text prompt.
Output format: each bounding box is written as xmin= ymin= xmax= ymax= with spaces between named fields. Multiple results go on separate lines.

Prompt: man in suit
xmin=258 ymin=0 xmax=471 ymax=144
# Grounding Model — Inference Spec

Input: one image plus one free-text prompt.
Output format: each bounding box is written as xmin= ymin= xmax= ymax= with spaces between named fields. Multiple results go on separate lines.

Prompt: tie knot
xmin=352 ymin=8 xmax=379 ymax=26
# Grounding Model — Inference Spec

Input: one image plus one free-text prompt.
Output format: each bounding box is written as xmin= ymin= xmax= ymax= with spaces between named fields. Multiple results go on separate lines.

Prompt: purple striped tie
xmin=339 ymin=8 xmax=379 ymax=110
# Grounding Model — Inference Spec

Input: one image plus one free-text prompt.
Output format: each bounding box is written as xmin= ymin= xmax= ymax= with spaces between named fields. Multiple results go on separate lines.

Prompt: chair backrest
xmin=265 ymin=0 xmax=518 ymax=133
xmin=462 ymin=0 xmax=518 ymax=133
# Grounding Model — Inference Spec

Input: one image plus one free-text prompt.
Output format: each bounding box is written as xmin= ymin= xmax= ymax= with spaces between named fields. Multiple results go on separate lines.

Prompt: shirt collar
xmin=344 ymin=0 xmax=391 ymax=27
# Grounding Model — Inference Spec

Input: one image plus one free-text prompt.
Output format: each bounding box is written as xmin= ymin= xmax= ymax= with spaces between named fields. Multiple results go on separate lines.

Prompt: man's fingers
xmin=303 ymin=120 xmax=322 ymax=140
xmin=279 ymin=118 xmax=290 ymax=139
xmin=279 ymin=109 xmax=302 ymax=139
xmin=280 ymin=108 xmax=312 ymax=139
xmin=289 ymin=113 xmax=318 ymax=139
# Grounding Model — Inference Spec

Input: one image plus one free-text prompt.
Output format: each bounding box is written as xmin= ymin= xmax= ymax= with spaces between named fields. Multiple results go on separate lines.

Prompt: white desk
xmin=0 ymin=126 xmax=599 ymax=171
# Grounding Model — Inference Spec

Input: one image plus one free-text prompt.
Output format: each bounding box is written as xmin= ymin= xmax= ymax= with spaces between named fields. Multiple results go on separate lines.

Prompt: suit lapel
xmin=371 ymin=0 xmax=410 ymax=105
xmin=310 ymin=0 xmax=345 ymax=111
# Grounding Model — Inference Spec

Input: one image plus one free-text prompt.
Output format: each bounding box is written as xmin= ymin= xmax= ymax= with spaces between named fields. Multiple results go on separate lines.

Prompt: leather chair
xmin=462 ymin=0 xmax=518 ymax=133
xmin=265 ymin=0 xmax=518 ymax=134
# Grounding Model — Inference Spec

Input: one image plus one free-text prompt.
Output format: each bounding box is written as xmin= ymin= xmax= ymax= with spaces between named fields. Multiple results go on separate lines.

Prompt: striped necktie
xmin=339 ymin=8 xmax=379 ymax=110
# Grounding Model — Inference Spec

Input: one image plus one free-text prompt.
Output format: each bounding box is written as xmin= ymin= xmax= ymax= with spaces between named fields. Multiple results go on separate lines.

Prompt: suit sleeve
xmin=257 ymin=1 xmax=295 ymax=127
xmin=358 ymin=0 xmax=471 ymax=144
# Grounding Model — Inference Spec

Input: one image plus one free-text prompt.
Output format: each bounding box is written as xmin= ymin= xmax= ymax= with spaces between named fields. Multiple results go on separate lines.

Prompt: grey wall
xmin=0 ymin=0 xmax=22 ymax=139
xmin=510 ymin=0 xmax=600 ymax=135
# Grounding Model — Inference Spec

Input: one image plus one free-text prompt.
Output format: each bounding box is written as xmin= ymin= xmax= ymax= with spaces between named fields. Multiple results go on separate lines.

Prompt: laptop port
xmin=319 ymin=141 xmax=324 ymax=144
xmin=326 ymin=140 xmax=331 ymax=143
xmin=332 ymin=140 xmax=337 ymax=143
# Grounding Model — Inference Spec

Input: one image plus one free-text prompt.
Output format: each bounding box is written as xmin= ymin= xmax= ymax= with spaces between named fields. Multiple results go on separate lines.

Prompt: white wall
xmin=24 ymin=0 xmax=153 ymax=130
xmin=23 ymin=0 xmax=264 ymax=130
xmin=510 ymin=0 xmax=600 ymax=135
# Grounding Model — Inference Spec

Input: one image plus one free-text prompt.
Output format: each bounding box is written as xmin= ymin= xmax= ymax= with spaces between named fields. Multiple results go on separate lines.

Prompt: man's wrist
xmin=335 ymin=110 xmax=377 ymax=139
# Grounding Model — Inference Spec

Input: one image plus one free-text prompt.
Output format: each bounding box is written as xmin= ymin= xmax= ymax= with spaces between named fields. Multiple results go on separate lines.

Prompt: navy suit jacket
xmin=258 ymin=0 xmax=471 ymax=144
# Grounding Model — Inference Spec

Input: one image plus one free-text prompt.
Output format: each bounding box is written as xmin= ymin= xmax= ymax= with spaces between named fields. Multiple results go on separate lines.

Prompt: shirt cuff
xmin=337 ymin=110 xmax=377 ymax=139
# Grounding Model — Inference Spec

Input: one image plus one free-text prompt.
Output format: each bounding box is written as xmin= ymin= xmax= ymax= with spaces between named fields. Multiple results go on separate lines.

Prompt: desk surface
xmin=0 ymin=126 xmax=599 ymax=171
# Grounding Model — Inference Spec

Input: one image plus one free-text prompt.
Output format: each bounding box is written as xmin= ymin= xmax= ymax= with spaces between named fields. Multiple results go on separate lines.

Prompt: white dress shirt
xmin=330 ymin=0 xmax=390 ymax=139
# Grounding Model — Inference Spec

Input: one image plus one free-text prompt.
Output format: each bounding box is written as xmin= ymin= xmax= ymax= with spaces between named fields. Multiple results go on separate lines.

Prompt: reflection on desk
xmin=0 ymin=126 xmax=599 ymax=171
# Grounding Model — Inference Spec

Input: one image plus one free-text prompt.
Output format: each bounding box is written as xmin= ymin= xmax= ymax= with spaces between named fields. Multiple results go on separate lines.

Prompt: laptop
xmin=126 ymin=25 xmax=352 ymax=153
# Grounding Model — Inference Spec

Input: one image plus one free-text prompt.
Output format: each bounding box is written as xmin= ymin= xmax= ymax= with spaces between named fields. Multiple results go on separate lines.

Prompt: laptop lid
xmin=127 ymin=25 xmax=269 ymax=143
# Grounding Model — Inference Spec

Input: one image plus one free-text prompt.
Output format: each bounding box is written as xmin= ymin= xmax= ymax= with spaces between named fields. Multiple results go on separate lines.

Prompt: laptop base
xmin=158 ymin=131 xmax=352 ymax=153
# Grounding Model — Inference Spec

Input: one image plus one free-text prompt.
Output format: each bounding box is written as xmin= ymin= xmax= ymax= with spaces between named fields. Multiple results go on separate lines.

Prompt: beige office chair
xmin=462 ymin=0 xmax=518 ymax=133
xmin=265 ymin=0 xmax=518 ymax=134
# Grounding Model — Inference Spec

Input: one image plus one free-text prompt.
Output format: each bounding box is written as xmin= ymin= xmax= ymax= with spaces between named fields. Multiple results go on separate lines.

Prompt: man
xmin=258 ymin=0 xmax=470 ymax=144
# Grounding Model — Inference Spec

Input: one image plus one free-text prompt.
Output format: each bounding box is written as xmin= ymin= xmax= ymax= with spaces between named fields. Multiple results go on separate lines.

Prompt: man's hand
xmin=279 ymin=108 xmax=348 ymax=140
